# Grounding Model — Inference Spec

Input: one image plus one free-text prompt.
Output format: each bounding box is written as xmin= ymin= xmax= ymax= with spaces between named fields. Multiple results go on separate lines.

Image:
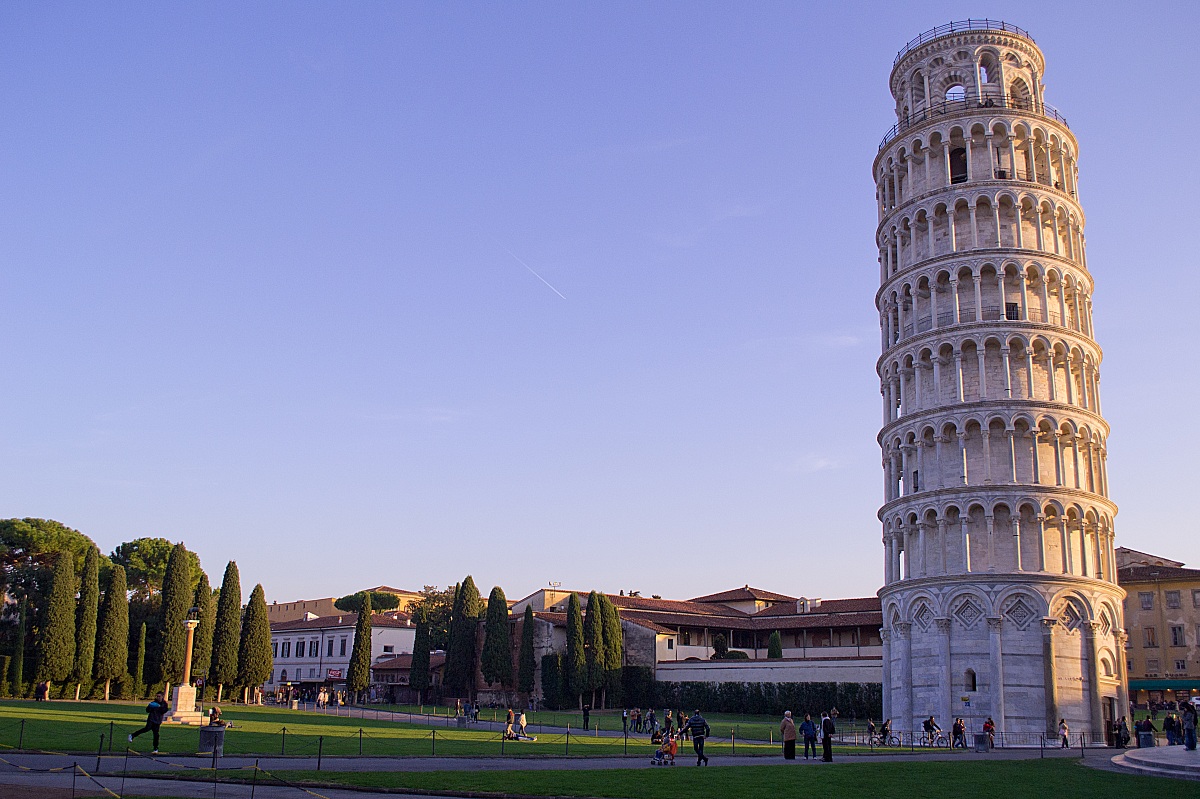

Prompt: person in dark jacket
xmin=799 ymin=713 xmax=819 ymax=759
xmin=821 ymin=712 xmax=835 ymax=762
xmin=129 ymin=692 xmax=169 ymax=753
xmin=687 ymin=709 xmax=710 ymax=765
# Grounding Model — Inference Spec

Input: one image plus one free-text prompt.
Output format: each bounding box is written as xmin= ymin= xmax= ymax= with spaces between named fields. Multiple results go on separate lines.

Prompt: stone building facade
xmin=873 ymin=21 xmax=1126 ymax=738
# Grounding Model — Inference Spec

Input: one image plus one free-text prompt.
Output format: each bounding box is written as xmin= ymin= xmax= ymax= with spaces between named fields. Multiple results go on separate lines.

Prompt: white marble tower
xmin=873 ymin=21 xmax=1126 ymax=739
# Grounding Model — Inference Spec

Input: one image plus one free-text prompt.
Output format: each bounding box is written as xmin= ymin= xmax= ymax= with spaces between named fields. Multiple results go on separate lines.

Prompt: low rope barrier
xmin=73 ymin=763 xmax=122 ymax=799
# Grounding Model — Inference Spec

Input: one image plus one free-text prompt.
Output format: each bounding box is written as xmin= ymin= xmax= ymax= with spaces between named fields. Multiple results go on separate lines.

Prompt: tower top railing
xmin=878 ymin=93 xmax=1067 ymax=150
xmin=894 ymin=20 xmax=1034 ymax=67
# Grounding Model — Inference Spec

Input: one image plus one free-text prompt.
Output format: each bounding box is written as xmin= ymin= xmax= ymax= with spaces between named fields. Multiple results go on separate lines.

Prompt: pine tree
xmin=564 ymin=592 xmax=586 ymax=708
xmin=767 ymin=630 xmax=783 ymax=659
xmin=583 ymin=590 xmax=605 ymax=706
xmin=236 ymin=584 xmax=272 ymax=699
xmin=133 ymin=622 xmax=148 ymax=697
xmin=155 ymin=542 xmax=192 ymax=692
xmin=71 ymin=546 xmax=100 ymax=699
xmin=36 ymin=552 xmax=77 ymax=690
xmin=517 ymin=605 xmax=536 ymax=696
xmin=346 ymin=593 xmax=373 ymax=701
xmin=191 ymin=571 xmax=215 ymax=697
xmin=444 ymin=576 xmax=481 ymax=698
xmin=95 ymin=565 xmax=129 ymax=701
xmin=211 ymin=561 xmax=242 ymax=702
xmin=10 ymin=602 xmax=25 ymax=696
xmin=409 ymin=606 xmax=431 ymax=704
xmin=480 ymin=586 xmax=512 ymax=688
xmin=600 ymin=594 xmax=623 ymax=707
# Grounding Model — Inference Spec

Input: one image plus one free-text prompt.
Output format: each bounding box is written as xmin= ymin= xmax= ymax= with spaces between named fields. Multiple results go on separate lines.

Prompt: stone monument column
xmin=165 ymin=619 xmax=204 ymax=725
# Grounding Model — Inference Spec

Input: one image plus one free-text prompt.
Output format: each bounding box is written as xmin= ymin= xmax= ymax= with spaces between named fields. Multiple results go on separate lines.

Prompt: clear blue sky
xmin=2 ymin=2 xmax=1195 ymax=604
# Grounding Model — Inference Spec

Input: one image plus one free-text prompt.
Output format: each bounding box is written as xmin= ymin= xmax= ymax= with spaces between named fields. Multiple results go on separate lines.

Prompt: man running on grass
xmin=129 ymin=692 xmax=169 ymax=753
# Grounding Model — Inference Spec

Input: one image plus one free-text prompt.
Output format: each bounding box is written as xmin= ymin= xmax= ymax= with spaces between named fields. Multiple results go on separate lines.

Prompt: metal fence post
xmin=281 ymin=727 xmax=286 ymax=755
xmin=96 ymin=735 xmax=105 ymax=774
xmin=431 ymin=728 xmax=436 ymax=756
xmin=358 ymin=728 xmax=363 ymax=755
xmin=18 ymin=719 xmax=24 ymax=750
xmin=566 ymin=724 xmax=570 ymax=755
xmin=251 ymin=759 xmax=259 ymax=799
xmin=71 ymin=761 xmax=77 ymax=799
xmin=109 ymin=721 xmax=114 ymax=752
xmin=732 ymin=728 xmax=736 ymax=755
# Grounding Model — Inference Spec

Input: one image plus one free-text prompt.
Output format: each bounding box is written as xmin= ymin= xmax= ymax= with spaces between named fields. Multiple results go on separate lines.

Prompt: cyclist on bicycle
xmin=880 ymin=719 xmax=891 ymax=742
xmin=923 ymin=716 xmax=942 ymax=744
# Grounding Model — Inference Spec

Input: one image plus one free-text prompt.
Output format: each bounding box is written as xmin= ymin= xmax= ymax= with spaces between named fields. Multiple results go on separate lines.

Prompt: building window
xmin=281 ymin=641 xmax=291 ymax=658
xmin=272 ymin=642 xmax=279 ymax=658
xmin=327 ymin=638 xmax=334 ymax=657
xmin=1127 ymin=659 xmax=1134 ymax=673
xmin=1172 ymin=626 xmax=1186 ymax=647
xmin=1146 ymin=659 xmax=1160 ymax=674
xmin=964 ymin=669 xmax=977 ymax=692
xmin=1167 ymin=591 xmax=1181 ymax=609
xmin=1176 ymin=660 xmax=1188 ymax=672
xmin=1144 ymin=628 xmax=1158 ymax=648
xmin=310 ymin=640 xmax=319 ymax=657
xmin=666 ymin=639 xmax=674 ymax=650
xmin=340 ymin=638 xmax=348 ymax=657
xmin=681 ymin=630 xmax=691 ymax=646
xmin=309 ymin=668 xmax=317 ymax=678
xmin=1193 ymin=590 xmax=1200 ymax=609
xmin=1140 ymin=592 xmax=1154 ymax=611
xmin=281 ymin=669 xmax=288 ymax=682
xmin=383 ymin=645 xmax=394 ymax=654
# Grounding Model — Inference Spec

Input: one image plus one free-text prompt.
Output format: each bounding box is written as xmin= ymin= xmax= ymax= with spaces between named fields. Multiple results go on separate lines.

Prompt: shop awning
xmin=1127 ymin=679 xmax=1200 ymax=691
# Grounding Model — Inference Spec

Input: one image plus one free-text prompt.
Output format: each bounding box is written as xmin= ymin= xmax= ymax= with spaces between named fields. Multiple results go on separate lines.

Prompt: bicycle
xmin=868 ymin=733 xmax=901 ymax=747
xmin=919 ymin=731 xmax=948 ymax=747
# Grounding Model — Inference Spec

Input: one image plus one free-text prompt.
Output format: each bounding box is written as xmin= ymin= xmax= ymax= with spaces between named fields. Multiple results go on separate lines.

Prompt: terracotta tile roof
xmin=751 ymin=611 xmax=883 ymax=631
xmin=372 ymin=653 xmax=446 ymax=671
xmin=270 ymin=611 xmax=411 ymax=632
xmin=532 ymin=610 xmax=676 ymax=635
xmin=605 ymin=594 xmax=744 ymax=617
xmin=1118 ymin=565 xmax=1200 ymax=583
xmin=689 ymin=586 xmax=797 ymax=604
xmin=752 ymin=597 xmax=881 ymax=617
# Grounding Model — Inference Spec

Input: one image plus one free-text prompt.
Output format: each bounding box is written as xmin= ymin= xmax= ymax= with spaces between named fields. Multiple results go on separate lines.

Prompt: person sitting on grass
xmin=208 ymin=706 xmax=226 ymax=727
xmin=129 ymin=692 xmax=169 ymax=754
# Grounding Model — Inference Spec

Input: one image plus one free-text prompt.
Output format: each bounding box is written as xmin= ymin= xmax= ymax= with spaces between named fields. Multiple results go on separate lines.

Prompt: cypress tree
xmin=10 ymin=602 xmax=25 ymax=697
xmin=767 ymin=630 xmax=783 ymax=659
xmin=583 ymin=590 xmax=605 ymax=706
xmin=95 ymin=565 xmax=129 ymax=701
xmin=409 ymin=606 xmax=431 ymax=704
xmin=564 ymin=592 xmax=585 ymax=708
xmin=517 ymin=605 xmax=536 ymax=696
xmin=600 ymin=594 xmax=623 ymax=707
xmin=236 ymin=584 xmax=272 ymax=700
xmin=155 ymin=542 xmax=192 ymax=692
xmin=444 ymin=576 xmax=481 ymax=698
xmin=211 ymin=561 xmax=242 ymax=702
xmin=346 ymin=593 xmax=373 ymax=702
xmin=36 ymin=552 xmax=77 ymax=690
xmin=480 ymin=586 xmax=512 ymax=688
xmin=133 ymin=622 xmax=147 ymax=697
xmin=72 ymin=546 xmax=100 ymax=700
xmin=191 ymin=571 xmax=215 ymax=697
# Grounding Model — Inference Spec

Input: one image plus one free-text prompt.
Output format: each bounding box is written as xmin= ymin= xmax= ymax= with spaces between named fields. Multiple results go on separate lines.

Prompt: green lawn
xmin=0 ymin=700 xmax=788 ymax=758
xmin=241 ymin=759 xmax=1192 ymax=798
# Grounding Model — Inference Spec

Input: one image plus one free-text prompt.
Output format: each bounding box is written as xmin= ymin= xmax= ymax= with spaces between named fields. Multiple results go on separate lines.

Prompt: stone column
xmin=1115 ymin=631 xmax=1130 ymax=720
xmin=897 ymin=622 xmax=914 ymax=736
xmin=988 ymin=617 xmax=1006 ymax=732
xmin=1041 ymin=618 xmax=1059 ymax=735
xmin=881 ymin=628 xmax=893 ymax=722
xmin=937 ymin=518 xmax=949 ymax=575
xmin=1012 ymin=514 xmax=1023 ymax=571
xmin=1084 ymin=621 xmax=1105 ymax=737
xmin=936 ymin=618 xmax=953 ymax=730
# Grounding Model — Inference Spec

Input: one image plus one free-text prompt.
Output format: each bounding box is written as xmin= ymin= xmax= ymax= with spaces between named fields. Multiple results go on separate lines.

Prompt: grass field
xmin=237 ymin=759 xmax=1189 ymax=797
xmin=0 ymin=701 xmax=790 ymax=758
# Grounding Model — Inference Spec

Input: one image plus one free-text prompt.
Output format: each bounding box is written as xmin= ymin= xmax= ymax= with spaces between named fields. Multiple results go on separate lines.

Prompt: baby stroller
xmin=650 ymin=734 xmax=677 ymax=766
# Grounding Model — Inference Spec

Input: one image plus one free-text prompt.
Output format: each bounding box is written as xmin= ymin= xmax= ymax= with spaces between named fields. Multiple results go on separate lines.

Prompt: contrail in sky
xmin=506 ymin=248 xmax=567 ymax=300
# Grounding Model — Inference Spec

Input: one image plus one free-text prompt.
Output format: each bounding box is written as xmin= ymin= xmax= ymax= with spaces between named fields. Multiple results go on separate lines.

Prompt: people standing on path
xmin=687 ymin=709 xmax=710 ymax=765
xmin=622 ymin=709 xmax=628 ymax=734
xmin=1058 ymin=719 xmax=1069 ymax=748
xmin=129 ymin=692 xmax=169 ymax=753
xmin=1181 ymin=704 xmax=1197 ymax=751
xmin=582 ymin=704 xmax=591 ymax=731
xmin=646 ymin=708 xmax=656 ymax=734
xmin=1165 ymin=713 xmax=1177 ymax=746
xmin=505 ymin=708 xmax=514 ymax=738
xmin=517 ymin=710 xmax=527 ymax=737
xmin=799 ymin=713 xmax=818 ymax=759
xmin=780 ymin=711 xmax=797 ymax=760
xmin=983 ymin=717 xmax=995 ymax=749
xmin=679 ymin=711 xmax=690 ymax=741
xmin=820 ymin=712 xmax=835 ymax=762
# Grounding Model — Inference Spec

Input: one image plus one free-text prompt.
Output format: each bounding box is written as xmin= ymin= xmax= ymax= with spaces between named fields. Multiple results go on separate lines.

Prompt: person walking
xmin=129 ymin=692 xmax=169 ymax=753
xmin=799 ymin=713 xmax=818 ymax=759
xmin=647 ymin=708 xmax=656 ymax=733
xmin=505 ymin=707 xmax=514 ymax=738
xmin=518 ymin=710 xmax=528 ymax=737
xmin=1058 ymin=718 xmax=1070 ymax=748
xmin=820 ymin=712 xmax=835 ymax=762
xmin=687 ymin=709 xmax=710 ymax=765
xmin=780 ymin=711 xmax=797 ymax=760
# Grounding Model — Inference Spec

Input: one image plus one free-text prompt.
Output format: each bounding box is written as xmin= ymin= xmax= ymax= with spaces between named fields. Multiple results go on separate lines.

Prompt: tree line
xmin=0 ymin=518 xmax=272 ymax=702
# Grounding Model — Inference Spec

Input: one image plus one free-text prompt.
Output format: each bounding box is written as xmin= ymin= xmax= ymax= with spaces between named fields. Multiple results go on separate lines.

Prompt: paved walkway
xmin=1111 ymin=744 xmax=1200 ymax=781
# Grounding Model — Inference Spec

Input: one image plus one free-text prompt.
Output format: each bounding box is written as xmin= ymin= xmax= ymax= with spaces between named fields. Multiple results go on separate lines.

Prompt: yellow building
xmin=1117 ymin=548 xmax=1200 ymax=707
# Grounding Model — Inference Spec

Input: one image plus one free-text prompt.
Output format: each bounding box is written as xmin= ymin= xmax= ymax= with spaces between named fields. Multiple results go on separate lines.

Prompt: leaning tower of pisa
xmin=874 ymin=21 xmax=1126 ymax=740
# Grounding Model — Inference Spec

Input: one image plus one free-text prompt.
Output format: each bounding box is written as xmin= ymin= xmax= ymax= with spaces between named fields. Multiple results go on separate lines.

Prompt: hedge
xmin=652 ymin=681 xmax=882 ymax=719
